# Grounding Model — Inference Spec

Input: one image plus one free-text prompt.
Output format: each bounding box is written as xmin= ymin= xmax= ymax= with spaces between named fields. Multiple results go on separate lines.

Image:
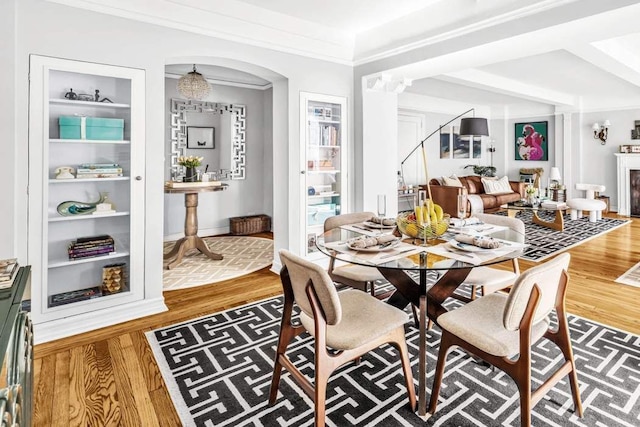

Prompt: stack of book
xmin=68 ymin=235 xmax=115 ymax=260
xmin=49 ymin=286 xmax=103 ymax=307
xmin=76 ymin=163 xmax=123 ymax=179
xmin=0 ymin=258 xmax=19 ymax=289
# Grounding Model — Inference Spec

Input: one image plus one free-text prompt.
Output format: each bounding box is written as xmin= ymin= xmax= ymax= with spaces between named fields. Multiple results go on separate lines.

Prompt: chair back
xmin=279 ymin=249 xmax=342 ymax=325
xmin=474 ymin=213 xmax=525 ymax=234
xmin=575 ymin=183 xmax=605 ymax=199
xmin=503 ymin=253 xmax=570 ymax=330
xmin=324 ymin=212 xmax=375 ymax=232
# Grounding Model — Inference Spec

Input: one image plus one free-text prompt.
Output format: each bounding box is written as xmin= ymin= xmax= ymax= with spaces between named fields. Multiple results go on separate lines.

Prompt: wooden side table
xmin=550 ymin=188 xmax=566 ymax=202
xmin=164 ymin=184 xmax=228 ymax=269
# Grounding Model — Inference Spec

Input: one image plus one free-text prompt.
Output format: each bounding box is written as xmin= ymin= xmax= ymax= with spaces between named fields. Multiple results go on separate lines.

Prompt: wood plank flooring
xmin=33 ymin=221 xmax=640 ymax=425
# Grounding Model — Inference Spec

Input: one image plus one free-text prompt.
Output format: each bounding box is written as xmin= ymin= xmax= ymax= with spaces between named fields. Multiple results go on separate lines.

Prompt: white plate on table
xmin=362 ymin=220 xmax=396 ymax=229
xmin=449 ymin=241 xmax=499 ymax=252
xmin=347 ymin=239 xmax=400 ymax=252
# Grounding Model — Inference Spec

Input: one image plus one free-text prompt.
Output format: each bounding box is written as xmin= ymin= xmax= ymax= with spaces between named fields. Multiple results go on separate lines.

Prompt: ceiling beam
xmin=439 ymin=69 xmax=577 ymax=106
xmin=567 ymin=42 xmax=640 ymax=89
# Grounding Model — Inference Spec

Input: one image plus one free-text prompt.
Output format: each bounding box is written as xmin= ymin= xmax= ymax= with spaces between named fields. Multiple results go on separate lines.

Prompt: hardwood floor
xmin=33 ymin=221 xmax=640 ymax=425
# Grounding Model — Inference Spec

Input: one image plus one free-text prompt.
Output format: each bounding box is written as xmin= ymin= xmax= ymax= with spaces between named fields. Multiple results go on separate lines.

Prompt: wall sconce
xmin=487 ymin=143 xmax=496 ymax=167
xmin=592 ymin=120 xmax=610 ymax=144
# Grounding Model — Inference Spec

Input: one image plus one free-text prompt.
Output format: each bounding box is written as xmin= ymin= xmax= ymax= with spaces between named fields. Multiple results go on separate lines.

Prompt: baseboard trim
xmin=33 ymin=297 xmax=168 ymax=344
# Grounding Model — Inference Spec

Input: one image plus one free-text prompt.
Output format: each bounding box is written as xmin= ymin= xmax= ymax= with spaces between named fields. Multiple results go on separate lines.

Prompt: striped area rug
xmin=162 ymin=236 xmax=273 ymax=290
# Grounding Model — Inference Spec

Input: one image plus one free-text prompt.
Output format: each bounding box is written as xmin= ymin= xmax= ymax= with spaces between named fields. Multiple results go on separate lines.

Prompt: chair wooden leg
xmin=268 ymin=356 xmax=284 ymax=404
xmin=428 ymin=331 xmax=452 ymax=414
xmin=517 ymin=369 xmax=532 ymax=427
xmin=369 ymin=281 xmax=375 ymax=296
xmin=471 ymin=284 xmax=478 ymax=300
xmin=554 ymin=298 xmax=584 ymax=417
xmin=393 ymin=329 xmax=417 ymax=411
xmin=314 ymin=371 xmax=328 ymax=427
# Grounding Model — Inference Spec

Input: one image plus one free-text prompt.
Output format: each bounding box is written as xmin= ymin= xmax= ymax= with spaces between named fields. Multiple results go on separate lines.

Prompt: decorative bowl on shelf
xmin=396 ymin=211 xmax=450 ymax=239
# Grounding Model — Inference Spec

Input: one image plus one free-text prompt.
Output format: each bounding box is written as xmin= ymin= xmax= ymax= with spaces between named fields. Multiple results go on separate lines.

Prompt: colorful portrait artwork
xmin=515 ymin=121 xmax=548 ymax=161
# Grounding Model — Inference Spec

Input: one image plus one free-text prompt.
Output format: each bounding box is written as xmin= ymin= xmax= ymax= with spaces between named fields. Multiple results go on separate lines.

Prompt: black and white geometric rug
xmin=496 ymin=210 xmax=629 ymax=262
xmin=147 ymin=290 xmax=640 ymax=426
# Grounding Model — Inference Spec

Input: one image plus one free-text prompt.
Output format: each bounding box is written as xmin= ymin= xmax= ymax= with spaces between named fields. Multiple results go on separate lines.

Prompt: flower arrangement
xmin=177 ymin=155 xmax=203 ymax=168
xmin=525 ymin=185 xmax=537 ymax=196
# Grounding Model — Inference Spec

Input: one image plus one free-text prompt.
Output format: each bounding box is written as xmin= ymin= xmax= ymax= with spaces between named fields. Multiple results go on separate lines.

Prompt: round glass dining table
xmin=316 ymin=226 xmax=526 ymax=417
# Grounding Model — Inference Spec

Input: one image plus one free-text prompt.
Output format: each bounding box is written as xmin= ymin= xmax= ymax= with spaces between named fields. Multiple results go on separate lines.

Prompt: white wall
xmin=570 ymin=109 xmax=636 ymax=209
xmin=163 ymin=80 xmax=272 ymax=239
xmin=0 ymin=0 xmax=16 ymax=259
xmin=397 ymin=93 xmax=494 ymax=184
xmin=362 ymin=90 xmax=398 ymax=217
xmin=12 ymin=0 xmax=353 ymax=288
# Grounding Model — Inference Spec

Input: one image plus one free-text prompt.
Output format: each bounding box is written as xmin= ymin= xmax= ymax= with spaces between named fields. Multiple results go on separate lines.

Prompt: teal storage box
xmin=59 ymin=116 xmax=124 ymax=140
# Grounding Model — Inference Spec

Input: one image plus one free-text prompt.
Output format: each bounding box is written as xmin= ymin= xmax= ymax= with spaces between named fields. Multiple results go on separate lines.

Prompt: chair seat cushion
xmin=438 ymin=293 xmax=549 ymax=357
xmin=464 ymin=267 xmax=518 ymax=294
xmin=299 ymin=290 xmax=409 ymax=350
xmin=567 ymin=198 xmax=606 ymax=210
xmin=331 ymin=264 xmax=384 ymax=282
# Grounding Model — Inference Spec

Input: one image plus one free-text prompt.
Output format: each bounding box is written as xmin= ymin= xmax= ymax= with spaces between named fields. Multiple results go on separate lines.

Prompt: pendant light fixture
xmin=177 ymin=64 xmax=210 ymax=100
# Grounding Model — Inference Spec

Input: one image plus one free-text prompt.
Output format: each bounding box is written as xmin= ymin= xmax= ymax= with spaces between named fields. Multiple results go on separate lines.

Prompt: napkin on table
xmin=450 ymin=217 xmax=482 ymax=228
xmin=370 ymin=216 xmax=396 ymax=226
xmin=454 ymin=234 xmax=502 ymax=249
xmin=347 ymin=234 xmax=397 ymax=248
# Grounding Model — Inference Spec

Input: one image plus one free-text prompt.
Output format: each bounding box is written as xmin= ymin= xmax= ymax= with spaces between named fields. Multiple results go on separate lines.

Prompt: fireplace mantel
xmin=615 ymin=153 xmax=640 ymax=216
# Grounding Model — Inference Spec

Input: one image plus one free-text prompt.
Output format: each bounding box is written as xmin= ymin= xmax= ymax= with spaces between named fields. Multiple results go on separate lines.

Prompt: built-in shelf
xmin=47 ymin=288 xmax=132 ymax=311
xmin=49 ymin=177 xmax=129 ymax=184
xmin=308 ymin=193 xmax=340 ymax=199
xmin=49 ymin=139 xmax=130 ymax=144
xmin=49 ymin=98 xmax=130 ymax=109
xmin=49 ymin=211 xmax=130 ymax=222
xmin=48 ymin=250 xmax=130 ymax=269
xmin=308 ymin=169 xmax=340 ymax=174
xmin=308 ymin=118 xmax=341 ymax=124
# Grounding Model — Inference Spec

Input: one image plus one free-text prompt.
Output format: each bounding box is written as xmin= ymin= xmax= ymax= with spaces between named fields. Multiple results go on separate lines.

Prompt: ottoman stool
xmin=567 ymin=198 xmax=606 ymax=222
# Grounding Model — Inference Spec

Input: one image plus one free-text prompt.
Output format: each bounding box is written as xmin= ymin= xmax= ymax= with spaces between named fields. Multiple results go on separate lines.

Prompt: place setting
xmin=339 ymin=194 xmax=397 ymax=236
xmin=324 ymin=233 xmax=424 ymax=264
xmin=426 ymin=233 xmax=527 ymax=265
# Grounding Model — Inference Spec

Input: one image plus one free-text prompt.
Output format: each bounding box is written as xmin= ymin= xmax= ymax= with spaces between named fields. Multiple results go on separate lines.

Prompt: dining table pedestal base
xmin=378 ymin=263 xmax=472 ymax=417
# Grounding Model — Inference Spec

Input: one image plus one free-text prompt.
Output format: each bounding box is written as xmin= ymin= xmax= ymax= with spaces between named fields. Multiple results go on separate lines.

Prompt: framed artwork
xmin=187 ymin=126 xmax=215 ymax=149
xmin=440 ymin=127 xmax=451 ymax=158
xmin=452 ymin=126 xmax=469 ymax=159
xmin=472 ymin=136 xmax=482 ymax=159
xmin=515 ymin=121 xmax=548 ymax=160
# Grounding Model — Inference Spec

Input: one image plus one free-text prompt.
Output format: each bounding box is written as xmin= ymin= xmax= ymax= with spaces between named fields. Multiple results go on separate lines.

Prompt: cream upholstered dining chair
xmin=429 ymin=253 xmax=583 ymax=427
xmin=324 ymin=212 xmax=384 ymax=296
xmin=461 ymin=212 xmax=525 ymax=300
xmin=269 ymin=250 xmax=416 ymax=426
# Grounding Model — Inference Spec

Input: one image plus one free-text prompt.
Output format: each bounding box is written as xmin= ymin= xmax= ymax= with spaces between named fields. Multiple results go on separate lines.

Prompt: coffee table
xmin=500 ymin=202 xmax=568 ymax=231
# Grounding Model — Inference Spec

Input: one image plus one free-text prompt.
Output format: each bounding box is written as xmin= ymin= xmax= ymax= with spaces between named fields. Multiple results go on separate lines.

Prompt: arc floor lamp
xmin=399 ymin=108 xmax=489 ymax=200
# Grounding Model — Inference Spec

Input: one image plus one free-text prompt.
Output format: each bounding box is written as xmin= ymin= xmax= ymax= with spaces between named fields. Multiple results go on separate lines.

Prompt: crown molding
xmin=165 ymin=73 xmax=272 ymax=90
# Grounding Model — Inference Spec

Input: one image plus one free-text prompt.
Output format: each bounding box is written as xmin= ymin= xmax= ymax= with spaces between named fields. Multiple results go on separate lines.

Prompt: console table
xmin=164 ymin=184 xmax=228 ymax=269
xmin=0 ymin=266 xmax=32 ymax=426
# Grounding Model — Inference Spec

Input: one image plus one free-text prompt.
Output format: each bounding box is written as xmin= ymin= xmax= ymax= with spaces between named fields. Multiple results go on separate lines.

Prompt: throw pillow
xmin=482 ymin=176 xmax=512 ymax=194
xmin=442 ymin=175 xmax=463 ymax=187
